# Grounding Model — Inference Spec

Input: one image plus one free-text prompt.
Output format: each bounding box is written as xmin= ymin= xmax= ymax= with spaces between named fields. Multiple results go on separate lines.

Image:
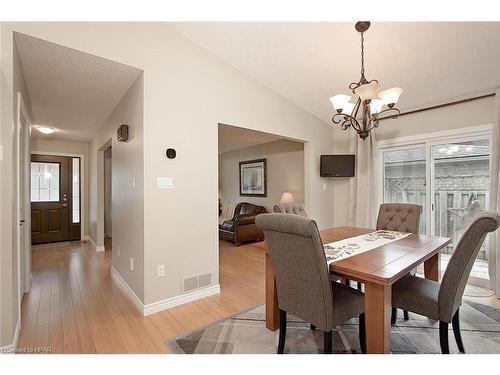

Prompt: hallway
xmin=17 ymin=240 xmax=266 ymax=353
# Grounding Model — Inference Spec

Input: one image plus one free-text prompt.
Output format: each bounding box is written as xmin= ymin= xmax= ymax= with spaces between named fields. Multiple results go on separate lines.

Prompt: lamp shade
xmin=279 ymin=191 xmax=294 ymax=204
xmin=329 ymin=94 xmax=352 ymax=111
xmin=341 ymin=102 xmax=355 ymax=116
xmin=369 ymin=99 xmax=384 ymax=114
xmin=354 ymin=81 xmax=380 ymax=102
xmin=378 ymin=87 xmax=403 ymax=106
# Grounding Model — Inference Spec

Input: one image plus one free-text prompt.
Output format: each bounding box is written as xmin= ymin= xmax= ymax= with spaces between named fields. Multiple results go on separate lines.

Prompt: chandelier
xmin=330 ymin=22 xmax=403 ymax=140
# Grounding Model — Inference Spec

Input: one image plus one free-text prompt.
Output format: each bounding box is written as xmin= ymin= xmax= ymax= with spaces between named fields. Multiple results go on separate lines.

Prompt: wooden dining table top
xmin=260 ymin=226 xmax=452 ymax=286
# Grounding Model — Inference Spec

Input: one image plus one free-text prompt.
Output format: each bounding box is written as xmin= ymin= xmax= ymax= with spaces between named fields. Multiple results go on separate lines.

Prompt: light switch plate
xmin=157 ymin=177 xmax=173 ymax=189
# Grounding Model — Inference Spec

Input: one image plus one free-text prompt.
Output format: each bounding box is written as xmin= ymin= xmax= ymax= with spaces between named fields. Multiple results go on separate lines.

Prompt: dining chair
xmin=391 ymin=211 xmax=500 ymax=354
xmin=376 ymin=203 xmax=423 ymax=323
xmin=273 ymin=202 xmax=308 ymax=217
xmin=256 ymin=213 xmax=366 ymax=354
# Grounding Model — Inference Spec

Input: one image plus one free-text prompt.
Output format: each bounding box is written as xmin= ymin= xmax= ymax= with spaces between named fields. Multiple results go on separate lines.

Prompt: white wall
xmin=1 ymin=22 xmax=334 ymax=327
xmin=30 ymin=138 xmax=91 ymax=238
xmin=104 ymin=146 xmax=112 ymax=238
xmin=89 ymin=74 xmax=144 ymax=301
xmin=332 ymin=96 xmax=496 ymax=227
xmin=219 ymin=139 xmax=304 ymax=212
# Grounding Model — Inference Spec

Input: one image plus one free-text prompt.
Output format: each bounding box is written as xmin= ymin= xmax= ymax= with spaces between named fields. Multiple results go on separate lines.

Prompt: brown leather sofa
xmin=219 ymin=202 xmax=267 ymax=246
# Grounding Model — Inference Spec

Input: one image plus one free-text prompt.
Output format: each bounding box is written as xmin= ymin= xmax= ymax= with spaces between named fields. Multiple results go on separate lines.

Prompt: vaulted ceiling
xmin=170 ymin=22 xmax=500 ymax=125
xmin=15 ymin=33 xmax=142 ymax=142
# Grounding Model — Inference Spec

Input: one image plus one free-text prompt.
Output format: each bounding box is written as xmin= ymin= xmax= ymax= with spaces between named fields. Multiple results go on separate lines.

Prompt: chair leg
xmin=359 ymin=313 xmax=366 ymax=354
xmin=439 ymin=321 xmax=449 ymax=354
xmin=345 ymin=278 xmax=350 ymax=287
xmin=452 ymin=309 xmax=465 ymax=353
xmin=403 ymin=310 xmax=410 ymax=320
xmin=324 ymin=330 xmax=332 ymax=354
xmin=278 ymin=309 xmax=287 ymax=354
xmin=391 ymin=307 xmax=397 ymax=325
xmin=310 ymin=324 xmax=316 ymax=330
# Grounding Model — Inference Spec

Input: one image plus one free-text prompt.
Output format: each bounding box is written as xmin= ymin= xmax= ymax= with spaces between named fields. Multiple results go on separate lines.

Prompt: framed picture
xmin=239 ymin=158 xmax=267 ymax=197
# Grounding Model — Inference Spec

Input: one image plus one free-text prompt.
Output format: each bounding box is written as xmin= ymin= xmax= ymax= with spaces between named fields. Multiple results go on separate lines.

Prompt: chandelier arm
xmin=352 ymin=97 xmax=362 ymax=119
xmin=375 ymin=107 xmax=401 ymax=119
xmin=332 ymin=113 xmax=362 ymax=132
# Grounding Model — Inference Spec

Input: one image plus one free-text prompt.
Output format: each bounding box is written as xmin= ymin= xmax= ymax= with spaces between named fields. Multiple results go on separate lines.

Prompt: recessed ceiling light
xmin=35 ymin=126 xmax=56 ymax=135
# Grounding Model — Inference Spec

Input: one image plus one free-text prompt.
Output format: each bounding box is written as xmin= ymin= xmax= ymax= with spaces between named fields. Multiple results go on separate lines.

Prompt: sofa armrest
xmin=235 ymin=214 xmax=259 ymax=226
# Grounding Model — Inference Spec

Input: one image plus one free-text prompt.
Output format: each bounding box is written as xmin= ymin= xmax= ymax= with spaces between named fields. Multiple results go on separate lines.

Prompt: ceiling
xmin=15 ymin=33 xmax=142 ymax=142
xmin=170 ymin=22 xmax=500 ymax=125
xmin=218 ymin=124 xmax=285 ymax=153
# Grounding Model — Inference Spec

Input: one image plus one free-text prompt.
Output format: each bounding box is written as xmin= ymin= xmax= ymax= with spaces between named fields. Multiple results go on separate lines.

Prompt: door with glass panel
xmin=430 ymin=139 xmax=491 ymax=283
xmin=31 ymin=154 xmax=81 ymax=244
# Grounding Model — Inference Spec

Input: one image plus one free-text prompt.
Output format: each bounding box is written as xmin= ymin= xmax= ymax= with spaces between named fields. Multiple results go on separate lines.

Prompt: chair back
xmin=438 ymin=211 xmax=500 ymax=322
xmin=272 ymin=203 xmax=308 ymax=217
xmin=256 ymin=213 xmax=333 ymax=331
xmin=376 ymin=203 xmax=423 ymax=234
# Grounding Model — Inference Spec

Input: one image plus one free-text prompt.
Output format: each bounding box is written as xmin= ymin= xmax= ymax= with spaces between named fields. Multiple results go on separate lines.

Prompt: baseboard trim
xmin=0 ymin=318 xmax=20 ymax=354
xmin=143 ymin=284 xmax=221 ymax=316
xmin=87 ymin=236 xmax=105 ymax=252
xmin=110 ymin=266 xmax=221 ymax=317
xmin=111 ymin=266 xmax=144 ymax=315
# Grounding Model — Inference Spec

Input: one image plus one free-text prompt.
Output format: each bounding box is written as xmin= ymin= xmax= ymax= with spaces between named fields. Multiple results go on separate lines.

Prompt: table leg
xmin=265 ymin=252 xmax=279 ymax=331
xmin=424 ymin=253 xmax=440 ymax=282
xmin=364 ymin=282 xmax=392 ymax=354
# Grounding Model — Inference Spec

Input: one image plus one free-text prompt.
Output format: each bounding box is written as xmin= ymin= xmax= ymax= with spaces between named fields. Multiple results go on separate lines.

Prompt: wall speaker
xmin=166 ymin=148 xmax=176 ymax=159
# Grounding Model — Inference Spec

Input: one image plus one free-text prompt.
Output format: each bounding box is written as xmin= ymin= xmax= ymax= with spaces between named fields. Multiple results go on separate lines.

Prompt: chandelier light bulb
xmin=329 ymin=94 xmax=352 ymax=112
xmin=378 ymin=87 xmax=403 ymax=107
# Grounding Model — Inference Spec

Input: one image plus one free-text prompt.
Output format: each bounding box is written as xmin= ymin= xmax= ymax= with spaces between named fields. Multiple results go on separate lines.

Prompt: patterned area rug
xmin=166 ymin=301 xmax=500 ymax=354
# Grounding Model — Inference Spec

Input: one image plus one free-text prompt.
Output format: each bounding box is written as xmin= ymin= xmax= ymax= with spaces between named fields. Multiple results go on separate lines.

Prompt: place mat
xmin=324 ymin=230 xmax=411 ymax=264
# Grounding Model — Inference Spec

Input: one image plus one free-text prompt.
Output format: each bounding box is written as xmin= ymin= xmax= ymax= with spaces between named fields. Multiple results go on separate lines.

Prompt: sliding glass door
xmin=382 ymin=146 xmax=427 ymax=235
xmin=430 ymin=139 xmax=491 ymax=283
xmin=379 ymin=128 xmax=492 ymax=287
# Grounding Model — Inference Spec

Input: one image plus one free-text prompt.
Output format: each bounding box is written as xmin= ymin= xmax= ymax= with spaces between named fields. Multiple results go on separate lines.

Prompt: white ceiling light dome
xmin=35 ymin=126 xmax=56 ymax=135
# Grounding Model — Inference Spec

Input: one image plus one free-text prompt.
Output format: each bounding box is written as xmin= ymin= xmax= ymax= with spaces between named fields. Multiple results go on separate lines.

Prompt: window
xmin=31 ymin=162 xmax=60 ymax=202
xmin=72 ymin=157 xmax=80 ymax=223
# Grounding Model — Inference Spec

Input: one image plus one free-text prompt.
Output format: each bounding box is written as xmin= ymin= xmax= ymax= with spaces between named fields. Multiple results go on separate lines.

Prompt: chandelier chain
xmin=360 ymin=32 xmax=365 ymax=77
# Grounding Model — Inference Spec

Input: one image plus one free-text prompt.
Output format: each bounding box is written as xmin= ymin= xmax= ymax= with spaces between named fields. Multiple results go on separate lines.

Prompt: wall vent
xmin=183 ymin=276 xmax=198 ymax=292
xmin=198 ymin=273 xmax=212 ymax=288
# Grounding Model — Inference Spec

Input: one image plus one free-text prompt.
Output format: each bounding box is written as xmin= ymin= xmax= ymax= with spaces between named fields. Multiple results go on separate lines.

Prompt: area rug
xmin=166 ymin=301 xmax=500 ymax=354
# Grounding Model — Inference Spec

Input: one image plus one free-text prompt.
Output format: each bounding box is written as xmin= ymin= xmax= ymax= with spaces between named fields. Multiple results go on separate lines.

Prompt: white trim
xmin=111 ymin=266 xmax=144 ymax=315
xmin=377 ymin=124 xmax=493 ymax=149
xmin=110 ymin=265 xmax=221 ymax=317
xmin=31 ymin=150 xmax=86 ymax=240
xmin=87 ymin=236 xmax=105 ymax=252
xmin=0 ymin=318 xmax=20 ymax=354
xmin=24 ymin=273 xmax=32 ymax=293
xmin=143 ymin=284 xmax=221 ymax=316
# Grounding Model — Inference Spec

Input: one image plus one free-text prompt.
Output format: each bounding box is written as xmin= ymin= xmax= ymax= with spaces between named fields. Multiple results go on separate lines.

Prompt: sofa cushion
xmin=220 ymin=220 xmax=234 ymax=231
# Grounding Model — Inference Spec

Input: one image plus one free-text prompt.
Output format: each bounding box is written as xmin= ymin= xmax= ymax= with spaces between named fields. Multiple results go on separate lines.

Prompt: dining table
xmin=262 ymin=226 xmax=451 ymax=354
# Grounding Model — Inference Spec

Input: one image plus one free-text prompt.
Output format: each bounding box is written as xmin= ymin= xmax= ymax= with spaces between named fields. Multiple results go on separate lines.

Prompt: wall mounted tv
xmin=320 ymin=155 xmax=355 ymax=177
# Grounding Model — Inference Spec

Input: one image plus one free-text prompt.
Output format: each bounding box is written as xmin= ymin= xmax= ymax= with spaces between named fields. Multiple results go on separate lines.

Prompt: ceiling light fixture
xmin=35 ymin=126 xmax=56 ymax=135
xmin=330 ymin=22 xmax=403 ymax=140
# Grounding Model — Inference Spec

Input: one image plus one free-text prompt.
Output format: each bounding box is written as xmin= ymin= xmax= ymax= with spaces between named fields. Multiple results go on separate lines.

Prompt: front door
xmin=31 ymin=154 xmax=71 ymax=244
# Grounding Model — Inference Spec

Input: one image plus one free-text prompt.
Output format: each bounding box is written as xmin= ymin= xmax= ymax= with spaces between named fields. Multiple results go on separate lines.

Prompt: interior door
xmin=31 ymin=154 xmax=72 ymax=244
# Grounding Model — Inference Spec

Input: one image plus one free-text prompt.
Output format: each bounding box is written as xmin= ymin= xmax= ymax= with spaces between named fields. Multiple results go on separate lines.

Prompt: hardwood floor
xmin=17 ymin=239 xmax=266 ymax=353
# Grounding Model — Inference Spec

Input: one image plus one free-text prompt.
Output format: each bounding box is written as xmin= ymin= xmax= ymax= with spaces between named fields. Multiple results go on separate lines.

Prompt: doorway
xmin=30 ymin=154 xmax=81 ymax=244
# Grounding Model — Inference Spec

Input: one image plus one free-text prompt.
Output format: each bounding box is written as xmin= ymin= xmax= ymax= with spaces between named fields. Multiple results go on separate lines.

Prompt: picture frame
xmin=239 ymin=158 xmax=267 ymax=197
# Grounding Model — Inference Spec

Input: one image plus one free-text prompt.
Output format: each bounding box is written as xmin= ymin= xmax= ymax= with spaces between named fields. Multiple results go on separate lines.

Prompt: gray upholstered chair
xmin=375 ymin=203 xmax=423 ymax=322
xmin=391 ymin=211 xmax=500 ymax=354
xmin=273 ymin=203 xmax=308 ymax=217
xmin=256 ymin=213 xmax=366 ymax=354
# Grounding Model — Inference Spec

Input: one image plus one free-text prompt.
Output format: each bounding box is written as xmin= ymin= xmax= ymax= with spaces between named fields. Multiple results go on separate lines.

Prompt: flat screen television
xmin=320 ymin=155 xmax=355 ymax=177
